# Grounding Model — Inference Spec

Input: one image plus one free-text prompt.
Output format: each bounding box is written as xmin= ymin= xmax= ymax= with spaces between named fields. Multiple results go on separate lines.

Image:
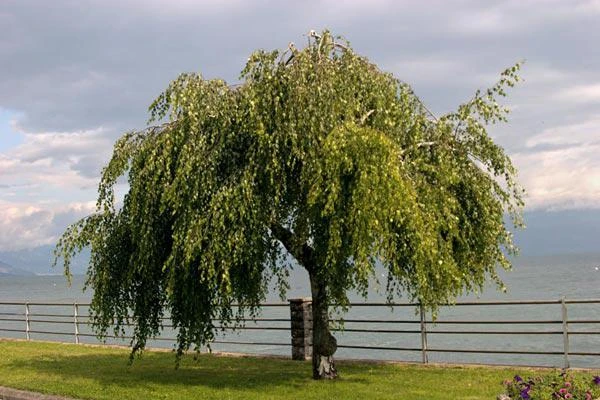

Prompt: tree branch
xmin=309 ymin=30 xmax=349 ymax=51
xmin=270 ymin=222 xmax=316 ymax=272
xmin=359 ymin=109 xmax=375 ymax=125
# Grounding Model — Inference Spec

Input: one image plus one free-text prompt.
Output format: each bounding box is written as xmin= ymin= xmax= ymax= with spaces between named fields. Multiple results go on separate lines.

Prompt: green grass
xmin=0 ymin=339 xmax=555 ymax=399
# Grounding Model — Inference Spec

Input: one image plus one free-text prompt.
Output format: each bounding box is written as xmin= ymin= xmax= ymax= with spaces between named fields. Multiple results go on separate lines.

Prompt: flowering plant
xmin=502 ymin=372 xmax=600 ymax=400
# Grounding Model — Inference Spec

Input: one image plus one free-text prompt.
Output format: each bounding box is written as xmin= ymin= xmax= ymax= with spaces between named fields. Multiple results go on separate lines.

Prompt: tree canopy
xmin=55 ymin=30 xmax=523 ymax=378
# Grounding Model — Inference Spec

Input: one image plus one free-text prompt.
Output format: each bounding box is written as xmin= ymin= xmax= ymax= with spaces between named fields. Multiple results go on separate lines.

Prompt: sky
xmin=1 ymin=0 xmax=600 ymax=252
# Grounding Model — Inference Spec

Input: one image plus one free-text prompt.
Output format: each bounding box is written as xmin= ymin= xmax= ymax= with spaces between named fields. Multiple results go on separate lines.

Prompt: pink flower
xmin=564 ymin=381 xmax=571 ymax=387
xmin=564 ymin=394 xmax=572 ymax=399
xmin=586 ymin=391 xmax=592 ymax=400
xmin=559 ymin=388 xmax=568 ymax=394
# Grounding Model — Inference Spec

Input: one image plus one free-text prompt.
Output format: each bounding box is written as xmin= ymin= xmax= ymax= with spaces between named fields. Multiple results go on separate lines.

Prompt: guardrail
xmin=1 ymin=298 xmax=599 ymax=368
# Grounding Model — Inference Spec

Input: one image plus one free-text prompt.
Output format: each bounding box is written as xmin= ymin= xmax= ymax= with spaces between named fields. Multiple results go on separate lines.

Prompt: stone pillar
xmin=289 ymin=297 xmax=312 ymax=360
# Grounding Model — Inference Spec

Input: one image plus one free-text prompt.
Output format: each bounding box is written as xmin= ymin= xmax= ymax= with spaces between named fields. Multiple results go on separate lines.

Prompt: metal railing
xmin=329 ymin=298 xmax=600 ymax=368
xmin=0 ymin=302 xmax=292 ymax=349
xmin=1 ymin=298 xmax=599 ymax=368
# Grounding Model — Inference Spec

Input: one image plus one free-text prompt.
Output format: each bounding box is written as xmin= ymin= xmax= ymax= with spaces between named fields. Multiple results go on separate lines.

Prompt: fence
xmin=1 ymin=298 xmax=599 ymax=369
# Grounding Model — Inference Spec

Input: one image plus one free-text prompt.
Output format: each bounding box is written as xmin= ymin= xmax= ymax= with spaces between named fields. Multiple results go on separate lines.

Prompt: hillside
xmin=0 ymin=246 xmax=89 ymax=275
xmin=0 ymin=260 xmax=34 ymax=276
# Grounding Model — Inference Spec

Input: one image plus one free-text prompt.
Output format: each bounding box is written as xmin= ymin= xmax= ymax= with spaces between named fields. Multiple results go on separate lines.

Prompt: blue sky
xmin=1 ymin=0 xmax=600 ymax=252
xmin=0 ymin=108 xmax=23 ymax=151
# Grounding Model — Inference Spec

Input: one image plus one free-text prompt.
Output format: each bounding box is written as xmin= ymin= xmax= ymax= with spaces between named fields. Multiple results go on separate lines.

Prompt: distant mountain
xmin=0 ymin=245 xmax=89 ymax=276
xmin=0 ymin=260 xmax=35 ymax=276
xmin=0 ymin=209 xmax=598 ymax=275
xmin=516 ymin=209 xmax=600 ymax=256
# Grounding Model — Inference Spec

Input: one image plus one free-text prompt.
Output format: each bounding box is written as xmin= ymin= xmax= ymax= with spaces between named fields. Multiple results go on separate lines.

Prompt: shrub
xmin=502 ymin=372 xmax=600 ymax=400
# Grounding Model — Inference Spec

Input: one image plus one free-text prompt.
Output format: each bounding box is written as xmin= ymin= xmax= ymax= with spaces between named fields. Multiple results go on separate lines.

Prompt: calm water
xmin=1 ymin=253 xmax=600 ymax=368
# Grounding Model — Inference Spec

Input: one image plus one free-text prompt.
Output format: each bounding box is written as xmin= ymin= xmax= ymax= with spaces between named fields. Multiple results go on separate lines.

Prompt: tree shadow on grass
xmin=7 ymin=350 xmax=377 ymax=394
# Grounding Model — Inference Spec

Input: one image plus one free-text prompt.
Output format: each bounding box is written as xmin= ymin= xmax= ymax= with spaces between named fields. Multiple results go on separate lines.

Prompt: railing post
xmin=289 ymin=298 xmax=312 ymax=360
xmin=561 ymin=297 xmax=570 ymax=369
xmin=419 ymin=302 xmax=428 ymax=364
xmin=25 ymin=302 xmax=30 ymax=340
xmin=73 ymin=302 xmax=80 ymax=344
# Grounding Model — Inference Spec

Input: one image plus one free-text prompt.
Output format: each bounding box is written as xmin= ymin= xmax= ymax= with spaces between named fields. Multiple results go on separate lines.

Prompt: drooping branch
xmin=53 ymin=30 xmax=523 ymax=379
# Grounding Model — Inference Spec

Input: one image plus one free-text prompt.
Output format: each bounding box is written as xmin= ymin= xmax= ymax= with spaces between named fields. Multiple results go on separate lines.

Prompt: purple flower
xmin=520 ymin=388 xmax=530 ymax=399
xmin=514 ymin=375 xmax=523 ymax=382
xmin=593 ymin=375 xmax=600 ymax=385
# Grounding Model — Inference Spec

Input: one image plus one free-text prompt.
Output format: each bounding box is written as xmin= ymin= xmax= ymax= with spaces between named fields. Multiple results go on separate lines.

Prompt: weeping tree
xmin=55 ymin=30 xmax=524 ymax=379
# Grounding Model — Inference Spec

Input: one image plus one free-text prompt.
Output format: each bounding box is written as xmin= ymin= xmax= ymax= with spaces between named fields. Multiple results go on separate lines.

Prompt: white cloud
xmin=0 ymin=127 xmax=113 ymax=250
xmin=0 ymin=127 xmax=113 ymax=192
xmin=554 ymin=83 xmax=600 ymax=103
xmin=513 ymin=117 xmax=600 ymax=210
xmin=12 ymin=128 xmax=108 ymax=163
xmin=0 ymin=200 xmax=96 ymax=251
xmin=526 ymin=117 xmax=600 ymax=147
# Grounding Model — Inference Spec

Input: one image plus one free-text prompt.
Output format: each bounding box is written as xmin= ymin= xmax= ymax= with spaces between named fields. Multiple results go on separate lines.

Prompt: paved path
xmin=0 ymin=387 xmax=77 ymax=400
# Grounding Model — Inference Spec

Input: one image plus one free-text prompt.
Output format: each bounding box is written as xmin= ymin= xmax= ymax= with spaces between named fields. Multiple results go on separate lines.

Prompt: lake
xmin=1 ymin=253 xmax=600 ymax=368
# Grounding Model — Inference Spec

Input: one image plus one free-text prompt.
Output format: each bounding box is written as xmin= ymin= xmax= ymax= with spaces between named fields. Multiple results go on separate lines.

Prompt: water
xmin=1 ymin=253 xmax=600 ymax=368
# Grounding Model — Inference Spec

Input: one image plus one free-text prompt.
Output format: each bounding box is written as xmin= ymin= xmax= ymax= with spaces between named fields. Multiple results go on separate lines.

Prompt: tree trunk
xmin=268 ymin=222 xmax=337 ymax=379
xmin=309 ymin=272 xmax=338 ymax=380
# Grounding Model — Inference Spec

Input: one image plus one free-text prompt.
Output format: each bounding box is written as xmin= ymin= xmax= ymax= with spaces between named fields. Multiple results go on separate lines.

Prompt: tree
xmin=55 ymin=30 xmax=524 ymax=380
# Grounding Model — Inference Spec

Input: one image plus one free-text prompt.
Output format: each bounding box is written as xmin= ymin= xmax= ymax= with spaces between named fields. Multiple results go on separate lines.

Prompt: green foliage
xmin=55 ymin=30 xmax=524 ymax=357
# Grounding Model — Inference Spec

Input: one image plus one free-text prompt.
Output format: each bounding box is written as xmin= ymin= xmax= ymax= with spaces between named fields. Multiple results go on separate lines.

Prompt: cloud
xmin=0 ymin=127 xmax=113 ymax=194
xmin=449 ymin=7 xmax=515 ymax=35
xmin=390 ymin=57 xmax=470 ymax=84
xmin=448 ymin=0 xmax=600 ymax=36
xmin=0 ymin=200 xmax=96 ymax=251
xmin=1 ymin=0 xmax=600 ymax=249
xmin=554 ymin=83 xmax=600 ymax=103
xmin=0 ymin=126 xmax=125 ymax=251
xmin=526 ymin=117 xmax=600 ymax=147
xmin=513 ymin=117 xmax=600 ymax=210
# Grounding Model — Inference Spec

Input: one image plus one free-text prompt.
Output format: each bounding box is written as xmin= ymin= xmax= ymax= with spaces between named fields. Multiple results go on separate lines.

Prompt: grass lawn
xmin=0 ymin=339 xmax=554 ymax=400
